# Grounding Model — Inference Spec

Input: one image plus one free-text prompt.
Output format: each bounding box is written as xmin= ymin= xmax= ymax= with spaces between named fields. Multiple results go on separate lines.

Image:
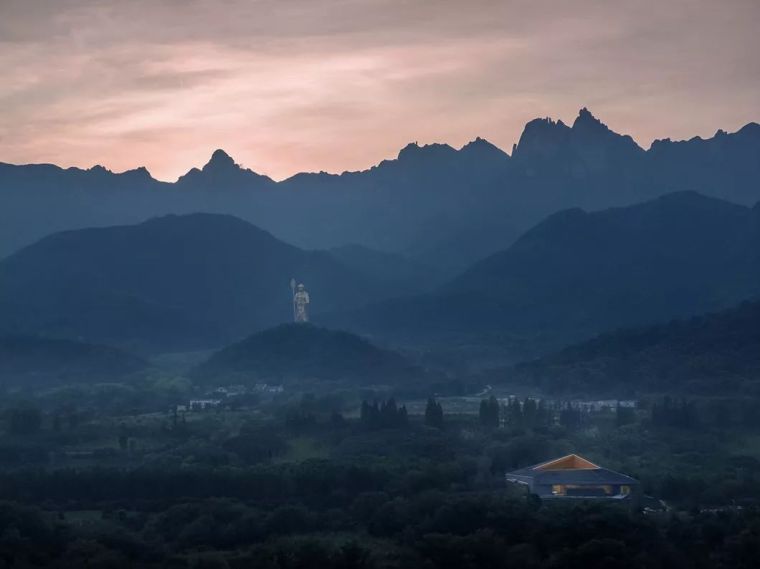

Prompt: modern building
xmin=505 ymin=454 xmax=639 ymax=499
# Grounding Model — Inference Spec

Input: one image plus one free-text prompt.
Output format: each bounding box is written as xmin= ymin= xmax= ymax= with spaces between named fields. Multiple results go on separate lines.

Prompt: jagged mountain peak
xmin=572 ymin=107 xmax=606 ymax=131
xmin=513 ymin=108 xmax=643 ymax=162
xmin=461 ymin=137 xmax=509 ymax=156
xmin=396 ymin=141 xmax=457 ymax=161
xmin=522 ymin=116 xmax=570 ymax=132
xmin=511 ymin=116 xmax=571 ymax=160
xmin=205 ymin=148 xmax=237 ymax=170
xmin=176 ymin=148 xmax=274 ymax=188
xmin=130 ymin=165 xmax=152 ymax=177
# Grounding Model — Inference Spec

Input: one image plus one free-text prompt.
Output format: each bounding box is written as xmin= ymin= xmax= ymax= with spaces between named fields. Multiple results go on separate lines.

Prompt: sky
xmin=1 ymin=0 xmax=759 ymax=182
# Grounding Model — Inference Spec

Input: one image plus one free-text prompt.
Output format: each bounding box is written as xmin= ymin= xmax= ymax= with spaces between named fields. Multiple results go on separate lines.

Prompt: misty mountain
xmin=0 ymin=214 xmax=398 ymax=353
xmin=0 ymin=335 xmax=147 ymax=385
xmin=512 ymin=299 xmax=760 ymax=396
xmin=328 ymin=244 xmax=447 ymax=293
xmin=325 ymin=192 xmax=760 ymax=357
xmin=192 ymin=323 xmax=422 ymax=384
xmin=2 ymin=109 xmax=758 ymax=271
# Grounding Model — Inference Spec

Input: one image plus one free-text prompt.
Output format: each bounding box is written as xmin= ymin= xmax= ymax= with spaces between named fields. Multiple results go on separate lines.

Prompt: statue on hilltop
xmin=290 ymin=278 xmax=310 ymax=323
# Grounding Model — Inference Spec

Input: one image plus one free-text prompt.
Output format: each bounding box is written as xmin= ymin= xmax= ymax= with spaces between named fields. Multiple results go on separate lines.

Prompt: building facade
xmin=506 ymin=454 xmax=639 ymax=500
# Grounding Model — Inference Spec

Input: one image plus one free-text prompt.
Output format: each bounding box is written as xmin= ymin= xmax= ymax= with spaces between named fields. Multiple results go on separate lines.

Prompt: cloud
xmin=0 ymin=0 xmax=758 ymax=180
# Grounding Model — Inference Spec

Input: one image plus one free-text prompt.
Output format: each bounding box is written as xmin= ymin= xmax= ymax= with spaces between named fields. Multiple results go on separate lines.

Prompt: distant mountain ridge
xmin=2 ymin=109 xmax=758 ymax=270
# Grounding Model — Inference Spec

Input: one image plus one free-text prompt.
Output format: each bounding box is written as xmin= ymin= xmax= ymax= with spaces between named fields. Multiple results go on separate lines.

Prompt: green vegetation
xmin=1 ymin=379 xmax=760 ymax=568
xmin=514 ymin=300 xmax=760 ymax=395
xmin=193 ymin=324 xmax=425 ymax=385
xmin=0 ymin=335 xmax=147 ymax=386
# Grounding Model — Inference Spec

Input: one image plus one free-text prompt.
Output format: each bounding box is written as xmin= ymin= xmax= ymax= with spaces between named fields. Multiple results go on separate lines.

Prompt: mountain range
xmin=2 ymin=191 xmax=758 ymax=362
xmin=2 ymin=109 xmax=758 ymax=272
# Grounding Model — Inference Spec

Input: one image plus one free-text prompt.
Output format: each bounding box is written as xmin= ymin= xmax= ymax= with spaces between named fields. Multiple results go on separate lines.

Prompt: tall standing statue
xmin=290 ymin=278 xmax=310 ymax=323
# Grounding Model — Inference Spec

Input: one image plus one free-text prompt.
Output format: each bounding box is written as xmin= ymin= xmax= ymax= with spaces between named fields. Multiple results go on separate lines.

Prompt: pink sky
xmin=1 ymin=0 xmax=758 ymax=181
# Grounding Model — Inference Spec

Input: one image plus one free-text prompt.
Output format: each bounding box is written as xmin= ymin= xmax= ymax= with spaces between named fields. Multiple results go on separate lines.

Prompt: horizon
xmin=2 ymin=0 xmax=759 ymax=182
xmin=3 ymin=107 xmax=758 ymax=183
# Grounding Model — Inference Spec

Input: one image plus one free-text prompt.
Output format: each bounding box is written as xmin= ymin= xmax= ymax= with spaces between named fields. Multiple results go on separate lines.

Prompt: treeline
xmin=479 ymin=396 xmax=592 ymax=431
xmin=2 ymin=489 xmax=759 ymax=568
xmin=646 ymin=396 xmax=760 ymax=431
xmin=359 ymin=399 xmax=409 ymax=430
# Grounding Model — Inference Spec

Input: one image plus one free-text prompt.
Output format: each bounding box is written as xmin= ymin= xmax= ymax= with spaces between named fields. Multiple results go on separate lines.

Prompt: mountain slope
xmin=328 ymin=244 xmax=447 ymax=293
xmin=0 ymin=214 xmax=391 ymax=353
xmin=447 ymin=191 xmax=759 ymax=327
xmin=0 ymin=336 xmax=147 ymax=385
xmin=2 ymin=109 xmax=758 ymax=269
xmin=192 ymin=324 xmax=422 ymax=384
xmin=325 ymin=192 xmax=760 ymax=357
xmin=512 ymin=299 xmax=760 ymax=395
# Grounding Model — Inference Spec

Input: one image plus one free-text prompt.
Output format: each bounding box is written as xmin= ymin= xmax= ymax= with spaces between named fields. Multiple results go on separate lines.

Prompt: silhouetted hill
xmin=512 ymin=299 xmax=760 ymax=396
xmin=2 ymin=108 xmax=758 ymax=270
xmin=327 ymin=192 xmax=760 ymax=357
xmin=192 ymin=324 xmax=421 ymax=384
xmin=0 ymin=214 xmax=390 ymax=353
xmin=0 ymin=335 xmax=147 ymax=385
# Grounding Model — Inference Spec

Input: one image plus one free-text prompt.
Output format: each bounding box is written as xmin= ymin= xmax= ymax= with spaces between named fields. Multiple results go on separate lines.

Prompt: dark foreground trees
xmin=0 ymin=486 xmax=759 ymax=569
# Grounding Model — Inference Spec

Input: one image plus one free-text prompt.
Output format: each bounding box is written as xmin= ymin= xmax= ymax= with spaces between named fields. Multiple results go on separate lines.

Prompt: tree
xmin=397 ymin=405 xmax=409 ymax=428
xmin=479 ymin=396 xmax=500 ymax=429
xmin=522 ymin=398 xmax=537 ymax=429
xmin=504 ymin=398 xmax=523 ymax=429
xmin=381 ymin=398 xmax=398 ymax=427
xmin=334 ymin=541 xmax=374 ymax=569
xmin=479 ymin=400 xmax=488 ymax=426
xmin=360 ymin=401 xmax=379 ymax=429
xmin=361 ymin=399 xmax=408 ymax=430
xmin=425 ymin=398 xmax=444 ymax=429
xmin=651 ymin=397 xmax=699 ymax=429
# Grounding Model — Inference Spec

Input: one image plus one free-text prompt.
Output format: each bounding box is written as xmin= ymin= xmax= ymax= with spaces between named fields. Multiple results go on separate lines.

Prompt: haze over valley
xmin=3 ymin=2 xmax=760 ymax=567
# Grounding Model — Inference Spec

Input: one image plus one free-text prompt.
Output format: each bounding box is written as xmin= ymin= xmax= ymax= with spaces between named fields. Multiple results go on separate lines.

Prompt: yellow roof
xmin=532 ymin=454 xmax=599 ymax=471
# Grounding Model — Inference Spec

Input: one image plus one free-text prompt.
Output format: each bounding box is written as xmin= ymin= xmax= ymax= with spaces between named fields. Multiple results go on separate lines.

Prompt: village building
xmin=506 ymin=454 xmax=639 ymax=500
xmin=189 ymin=399 xmax=222 ymax=411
